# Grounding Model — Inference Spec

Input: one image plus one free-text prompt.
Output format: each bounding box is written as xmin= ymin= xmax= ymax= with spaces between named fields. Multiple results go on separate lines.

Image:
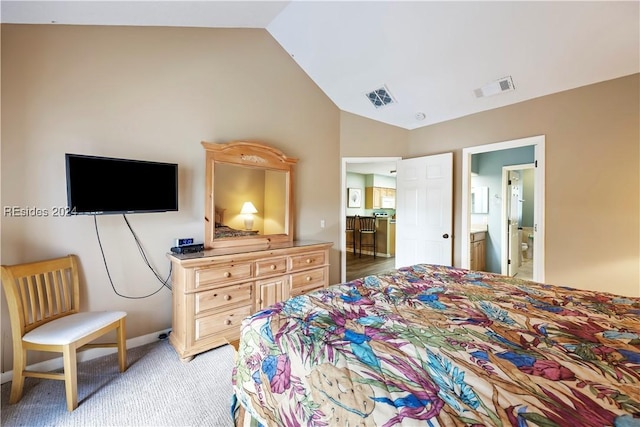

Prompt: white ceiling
xmin=2 ymin=0 xmax=639 ymax=132
xmin=268 ymin=1 xmax=639 ymax=130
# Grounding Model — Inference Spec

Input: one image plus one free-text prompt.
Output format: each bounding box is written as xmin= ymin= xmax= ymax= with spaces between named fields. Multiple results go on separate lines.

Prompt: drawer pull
xmin=224 ymin=295 xmax=231 ymax=301
xmin=305 ymin=258 xmax=313 ymax=264
xmin=270 ymin=264 xmax=276 ymax=270
xmin=224 ymin=272 xmax=231 ymax=278
xmin=306 ymin=276 xmax=312 ymax=282
xmin=224 ymin=319 xmax=232 ymax=326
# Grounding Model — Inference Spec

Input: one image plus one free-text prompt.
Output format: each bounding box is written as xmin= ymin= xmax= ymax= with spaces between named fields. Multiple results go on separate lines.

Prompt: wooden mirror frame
xmin=202 ymin=140 xmax=297 ymax=249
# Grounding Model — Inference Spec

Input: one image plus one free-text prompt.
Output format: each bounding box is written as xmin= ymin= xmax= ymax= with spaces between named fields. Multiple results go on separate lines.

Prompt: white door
xmin=395 ymin=153 xmax=453 ymax=268
xmin=507 ymin=171 xmax=521 ymax=276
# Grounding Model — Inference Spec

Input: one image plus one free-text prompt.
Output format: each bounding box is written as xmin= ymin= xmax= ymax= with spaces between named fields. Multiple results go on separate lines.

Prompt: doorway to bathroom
xmin=461 ymin=135 xmax=545 ymax=282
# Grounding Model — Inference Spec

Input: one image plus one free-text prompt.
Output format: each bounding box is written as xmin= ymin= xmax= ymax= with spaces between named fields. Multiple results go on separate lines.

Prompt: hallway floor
xmin=346 ymin=251 xmax=396 ymax=282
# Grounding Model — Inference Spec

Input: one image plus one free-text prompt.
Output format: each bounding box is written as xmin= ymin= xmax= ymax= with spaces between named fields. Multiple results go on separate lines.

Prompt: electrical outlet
xmin=320 ymin=220 xmax=325 ymax=228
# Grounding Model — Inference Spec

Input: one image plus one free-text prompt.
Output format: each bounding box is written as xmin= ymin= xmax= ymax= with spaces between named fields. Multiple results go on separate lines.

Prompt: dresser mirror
xmin=203 ymin=141 xmax=297 ymax=249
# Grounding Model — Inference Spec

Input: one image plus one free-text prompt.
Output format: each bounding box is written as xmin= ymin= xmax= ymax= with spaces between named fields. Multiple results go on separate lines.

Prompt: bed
xmin=232 ymin=264 xmax=640 ymax=426
xmin=215 ymin=224 xmax=259 ymax=239
xmin=214 ymin=207 xmax=259 ymax=239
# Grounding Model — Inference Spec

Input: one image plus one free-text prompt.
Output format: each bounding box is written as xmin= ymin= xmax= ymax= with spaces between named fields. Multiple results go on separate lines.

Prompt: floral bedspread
xmin=232 ymin=264 xmax=640 ymax=426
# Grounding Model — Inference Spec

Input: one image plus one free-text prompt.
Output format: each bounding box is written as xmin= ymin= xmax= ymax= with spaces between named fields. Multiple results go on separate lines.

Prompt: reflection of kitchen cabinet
xmin=365 ymin=187 xmax=396 ymax=209
xmin=365 ymin=187 xmax=378 ymax=209
xmin=469 ymin=232 xmax=486 ymax=271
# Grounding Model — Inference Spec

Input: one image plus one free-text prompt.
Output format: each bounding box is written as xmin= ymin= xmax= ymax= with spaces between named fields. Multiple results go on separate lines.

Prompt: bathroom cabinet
xmin=469 ymin=231 xmax=486 ymax=271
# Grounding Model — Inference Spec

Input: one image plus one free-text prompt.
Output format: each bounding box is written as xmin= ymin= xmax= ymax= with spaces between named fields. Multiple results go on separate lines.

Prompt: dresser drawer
xmin=289 ymin=283 xmax=324 ymax=298
xmin=289 ymin=251 xmax=326 ymax=271
xmin=290 ymin=267 xmax=326 ymax=291
xmin=255 ymin=257 xmax=287 ymax=278
xmin=194 ymin=262 xmax=252 ymax=289
xmin=195 ymin=305 xmax=251 ymax=341
xmin=195 ymin=283 xmax=252 ymax=315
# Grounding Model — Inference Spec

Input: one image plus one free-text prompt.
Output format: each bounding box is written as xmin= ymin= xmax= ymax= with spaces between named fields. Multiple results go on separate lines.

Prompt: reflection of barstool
xmin=358 ymin=216 xmax=377 ymax=258
xmin=346 ymin=216 xmax=356 ymax=255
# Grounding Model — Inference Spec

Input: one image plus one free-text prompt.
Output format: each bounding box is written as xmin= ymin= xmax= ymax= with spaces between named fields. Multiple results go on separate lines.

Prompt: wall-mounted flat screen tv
xmin=65 ymin=153 xmax=178 ymax=215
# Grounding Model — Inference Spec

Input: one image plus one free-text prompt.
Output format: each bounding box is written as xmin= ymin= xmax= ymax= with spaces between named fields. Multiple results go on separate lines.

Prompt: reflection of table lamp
xmin=240 ymin=202 xmax=258 ymax=230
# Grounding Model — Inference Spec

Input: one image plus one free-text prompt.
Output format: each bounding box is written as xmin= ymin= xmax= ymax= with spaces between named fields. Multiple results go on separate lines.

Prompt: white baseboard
xmin=0 ymin=328 xmax=172 ymax=385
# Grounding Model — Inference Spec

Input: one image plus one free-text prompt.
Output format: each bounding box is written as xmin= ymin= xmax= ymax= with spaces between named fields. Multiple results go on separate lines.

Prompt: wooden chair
xmin=0 ymin=254 xmax=127 ymax=411
xmin=358 ymin=216 xmax=377 ymax=258
xmin=346 ymin=216 xmax=357 ymax=255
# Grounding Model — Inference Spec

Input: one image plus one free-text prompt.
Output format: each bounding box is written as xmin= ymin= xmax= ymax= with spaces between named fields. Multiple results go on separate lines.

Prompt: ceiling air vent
xmin=365 ymin=85 xmax=396 ymax=108
xmin=474 ymin=76 xmax=515 ymax=98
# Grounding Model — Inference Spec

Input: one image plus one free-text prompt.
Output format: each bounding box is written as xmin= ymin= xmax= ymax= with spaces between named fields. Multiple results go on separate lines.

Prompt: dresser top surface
xmin=168 ymin=240 xmax=332 ymax=263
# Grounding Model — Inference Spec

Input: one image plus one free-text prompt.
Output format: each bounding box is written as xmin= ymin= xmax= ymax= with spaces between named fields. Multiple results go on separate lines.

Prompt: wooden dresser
xmin=168 ymin=240 xmax=331 ymax=361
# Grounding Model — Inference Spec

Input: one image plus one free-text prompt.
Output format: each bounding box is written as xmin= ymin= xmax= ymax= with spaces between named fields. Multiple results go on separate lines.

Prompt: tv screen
xmin=65 ymin=154 xmax=178 ymax=215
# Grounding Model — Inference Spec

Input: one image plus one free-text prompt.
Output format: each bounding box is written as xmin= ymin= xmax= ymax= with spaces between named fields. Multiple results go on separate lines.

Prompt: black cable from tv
xmin=93 ymin=214 xmax=171 ymax=299
xmin=121 ymin=214 xmax=172 ymax=290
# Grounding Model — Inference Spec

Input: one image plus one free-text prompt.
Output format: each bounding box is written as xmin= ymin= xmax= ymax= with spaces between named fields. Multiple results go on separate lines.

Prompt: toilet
xmin=516 ymin=229 xmax=526 ymax=265
xmin=521 ymin=230 xmax=533 ymax=260
xmin=526 ymin=234 xmax=534 ymax=259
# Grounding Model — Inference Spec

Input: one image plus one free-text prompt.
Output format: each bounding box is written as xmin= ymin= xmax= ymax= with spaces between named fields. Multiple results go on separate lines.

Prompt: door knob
xmin=442 ymin=233 xmax=449 ymax=239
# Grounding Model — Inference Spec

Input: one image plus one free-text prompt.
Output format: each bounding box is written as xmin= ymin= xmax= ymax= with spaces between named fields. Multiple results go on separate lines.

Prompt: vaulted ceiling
xmin=2 ymin=1 xmax=639 ymax=130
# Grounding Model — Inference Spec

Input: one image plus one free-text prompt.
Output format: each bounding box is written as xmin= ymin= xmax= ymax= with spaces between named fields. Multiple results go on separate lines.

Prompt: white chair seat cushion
xmin=23 ymin=311 xmax=126 ymax=345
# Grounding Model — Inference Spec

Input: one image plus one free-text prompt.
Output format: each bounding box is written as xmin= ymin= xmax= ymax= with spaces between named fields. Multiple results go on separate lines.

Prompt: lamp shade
xmin=240 ymin=201 xmax=258 ymax=214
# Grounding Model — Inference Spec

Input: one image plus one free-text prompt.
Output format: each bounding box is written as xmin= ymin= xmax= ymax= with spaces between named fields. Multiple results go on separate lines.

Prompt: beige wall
xmin=340 ymin=111 xmax=410 ymax=157
xmin=407 ymin=74 xmax=640 ymax=297
xmin=1 ymin=24 xmax=341 ymax=371
xmin=2 ymin=23 xmax=638 ymax=374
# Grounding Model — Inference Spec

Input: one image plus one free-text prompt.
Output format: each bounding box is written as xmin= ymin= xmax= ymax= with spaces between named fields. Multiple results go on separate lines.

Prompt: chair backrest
xmin=358 ymin=216 xmax=377 ymax=232
xmin=346 ymin=216 xmax=356 ymax=231
xmin=1 ymin=255 xmax=80 ymax=339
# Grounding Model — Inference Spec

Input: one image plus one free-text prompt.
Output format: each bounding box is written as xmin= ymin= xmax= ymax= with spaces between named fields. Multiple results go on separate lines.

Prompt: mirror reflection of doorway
xmin=507 ymin=170 xmax=522 ymax=277
xmin=504 ymin=166 xmax=534 ymax=280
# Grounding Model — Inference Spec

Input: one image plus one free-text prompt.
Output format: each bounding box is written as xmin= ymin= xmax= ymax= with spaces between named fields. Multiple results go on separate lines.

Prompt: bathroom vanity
xmin=469 ymin=231 xmax=486 ymax=271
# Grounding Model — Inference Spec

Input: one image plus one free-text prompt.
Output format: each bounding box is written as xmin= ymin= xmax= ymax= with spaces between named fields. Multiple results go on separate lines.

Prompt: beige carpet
xmin=1 ymin=339 xmax=235 ymax=426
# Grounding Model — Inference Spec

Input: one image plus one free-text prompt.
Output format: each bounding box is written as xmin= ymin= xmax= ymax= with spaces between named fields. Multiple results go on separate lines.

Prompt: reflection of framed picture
xmin=347 ymin=188 xmax=362 ymax=208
